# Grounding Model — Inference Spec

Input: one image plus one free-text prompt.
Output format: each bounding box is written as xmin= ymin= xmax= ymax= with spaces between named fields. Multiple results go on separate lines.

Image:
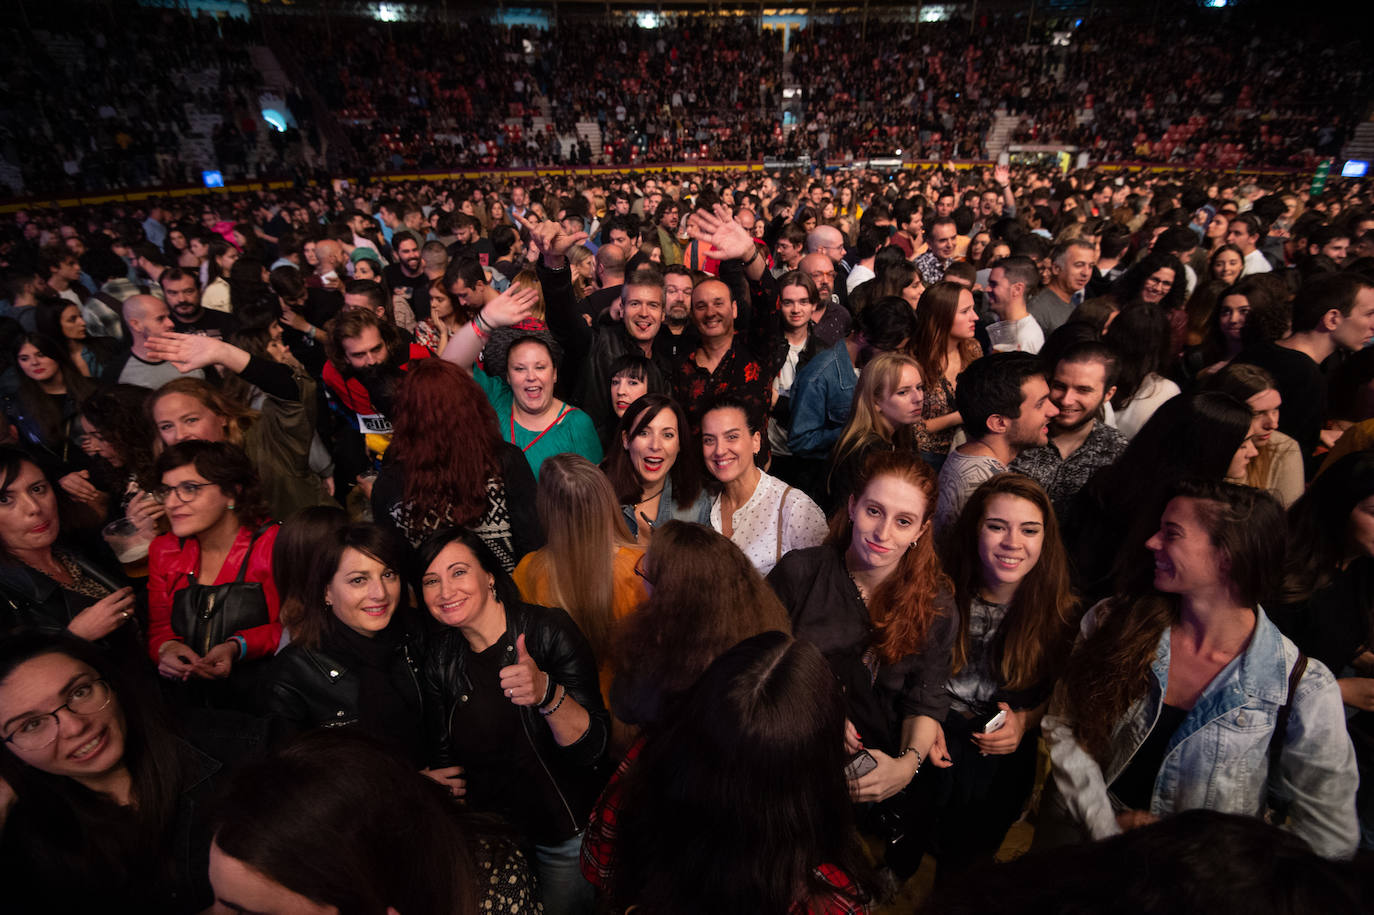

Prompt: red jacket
xmin=146 ymin=524 xmax=282 ymax=662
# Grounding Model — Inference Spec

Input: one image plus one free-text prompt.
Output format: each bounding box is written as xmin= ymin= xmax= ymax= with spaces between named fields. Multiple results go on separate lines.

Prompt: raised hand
xmin=687 ymin=203 xmax=757 ymax=262
xmin=517 ymin=213 xmax=588 ymax=266
xmin=479 ymin=284 xmax=540 ymax=329
xmin=994 ymin=162 xmax=1011 ymax=187
xmin=145 ymin=334 xmax=247 ymax=374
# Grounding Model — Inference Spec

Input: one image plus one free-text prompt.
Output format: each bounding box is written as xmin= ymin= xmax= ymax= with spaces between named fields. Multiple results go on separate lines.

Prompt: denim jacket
xmin=1044 ymin=604 xmax=1359 ymax=859
xmin=619 ymin=476 xmax=711 ymax=539
xmin=787 ymin=339 xmax=856 ymax=458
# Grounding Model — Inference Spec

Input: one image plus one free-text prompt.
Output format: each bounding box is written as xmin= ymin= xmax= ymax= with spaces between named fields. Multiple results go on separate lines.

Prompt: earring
xmin=228 ymin=502 xmax=236 ymax=511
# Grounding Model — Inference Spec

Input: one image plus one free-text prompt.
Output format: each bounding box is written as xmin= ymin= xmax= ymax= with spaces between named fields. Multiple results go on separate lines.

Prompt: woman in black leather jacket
xmin=263 ymin=521 xmax=425 ymax=767
xmin=0 ymin=446 xmax=140 ymax=665
xmin=417 ymin=527 xmax=608 ymax=915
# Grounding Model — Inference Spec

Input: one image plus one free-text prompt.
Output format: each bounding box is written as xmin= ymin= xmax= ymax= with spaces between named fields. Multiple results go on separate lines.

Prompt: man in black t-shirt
xmin=383 ymin=230 xmax=432 ymax=320
xmin=159 ymin=267 xmax=239 ymax=339
xmin=446 ymin=214 xmax=494 ymax=266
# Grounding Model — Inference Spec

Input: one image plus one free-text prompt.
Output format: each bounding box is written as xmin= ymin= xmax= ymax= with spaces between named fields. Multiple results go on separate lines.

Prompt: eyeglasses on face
xmin=2 ymin=678 xmax=113 ymax=751
xmin=150 ymin=480 xmax=213 ymax=503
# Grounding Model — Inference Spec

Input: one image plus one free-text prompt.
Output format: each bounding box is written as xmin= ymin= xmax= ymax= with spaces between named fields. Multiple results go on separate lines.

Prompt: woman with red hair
xmin=370 ymin=358 xmax=540 ymax=570
xmin=767 ymin=449 xmax=958 ymax=878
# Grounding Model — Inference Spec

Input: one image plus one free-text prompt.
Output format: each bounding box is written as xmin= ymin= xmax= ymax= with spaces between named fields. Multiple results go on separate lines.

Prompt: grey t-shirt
xmin=934 ymin=449 xmax=1006 ymax=538
xmin=118 ymin=354 xmax=204 ymax=390
xmin=1028 ymin=287 xmax=1075 ymax=337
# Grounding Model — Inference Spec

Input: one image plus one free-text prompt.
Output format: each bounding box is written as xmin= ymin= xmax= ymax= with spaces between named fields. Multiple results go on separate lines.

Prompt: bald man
xmin=580 ymin=242 xmax=628 ymax=323
xmin=800 ymin=253 xmax=852 ymax=347
xmin=807 ymin=224 xmax=852 ymax=310
xmin=314 ymin=240 xmax=347 ymax=288
xmin=117 ymin=295 xmax=206 ymax=388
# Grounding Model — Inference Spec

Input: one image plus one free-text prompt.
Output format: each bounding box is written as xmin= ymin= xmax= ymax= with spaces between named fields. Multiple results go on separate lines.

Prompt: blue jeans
xmin=534 ymin=831 xmax=594 ymax=915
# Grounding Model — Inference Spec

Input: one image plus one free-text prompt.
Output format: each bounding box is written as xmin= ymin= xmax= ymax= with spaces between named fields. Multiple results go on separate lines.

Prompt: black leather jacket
xmin=264 ymin=620 xmax=424 ymax=732
xmin=422 ymin=601 xmax=610 ymax=835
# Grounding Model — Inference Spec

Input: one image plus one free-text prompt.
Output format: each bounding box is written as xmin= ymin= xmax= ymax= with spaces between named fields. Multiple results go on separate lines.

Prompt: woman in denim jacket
xmin=1040 ymin=480 xmax=1359 ymax=859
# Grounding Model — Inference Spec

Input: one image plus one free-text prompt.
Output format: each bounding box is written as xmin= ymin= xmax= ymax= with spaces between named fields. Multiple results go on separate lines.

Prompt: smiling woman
xmin=768 ymin=449 xmax=958 ymax=879
xmin=0 ymin=630 xmax=223 ymax=912
xmin=264 ymin=521 xmax=426 ymax=766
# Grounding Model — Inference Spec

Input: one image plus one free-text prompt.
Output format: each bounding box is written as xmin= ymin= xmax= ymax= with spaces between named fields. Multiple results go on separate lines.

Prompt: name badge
xmin=357 ymin=412 xmax=393 ymax=434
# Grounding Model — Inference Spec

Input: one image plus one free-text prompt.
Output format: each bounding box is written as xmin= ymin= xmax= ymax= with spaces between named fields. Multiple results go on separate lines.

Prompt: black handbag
xmin=170 ymin=525 xmax=275 ymax=657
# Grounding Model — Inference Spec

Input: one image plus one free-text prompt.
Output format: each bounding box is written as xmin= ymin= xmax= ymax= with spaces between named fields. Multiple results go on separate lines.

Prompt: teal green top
xmin=474 ymin=366 xmax=603 ymax=478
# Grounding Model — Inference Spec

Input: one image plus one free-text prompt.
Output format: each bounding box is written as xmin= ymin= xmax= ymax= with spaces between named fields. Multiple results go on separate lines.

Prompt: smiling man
xmin=934 ymin=352 xmax=1059 ymax=541
xmin=1029 ymin=240 xmax=1096 ymax=337
xmin=1011 ymin=342 xmax=1127 ymax=528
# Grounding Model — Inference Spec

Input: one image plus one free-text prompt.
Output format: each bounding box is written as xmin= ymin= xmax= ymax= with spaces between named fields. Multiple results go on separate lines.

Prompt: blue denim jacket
xmin=619 ymin=476 xmax=711 ymax=540
xmin=787 ymin=340 xmax=856 ymax=458
xmin=1044 ymin=604 xmax=1359 ymax=859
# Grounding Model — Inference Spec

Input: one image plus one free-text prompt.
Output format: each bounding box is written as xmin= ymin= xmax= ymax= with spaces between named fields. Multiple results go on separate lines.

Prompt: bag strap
xmin=776 ymin=485 xmax=794 ymax=562
xmin=1268 ymin=650 xmax=1308 ymax=777
xmin=232 ymin=523 xmax=277 ymax=584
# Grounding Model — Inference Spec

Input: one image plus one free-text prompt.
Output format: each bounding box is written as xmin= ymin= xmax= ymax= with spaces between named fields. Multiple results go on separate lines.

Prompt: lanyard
xmin=511 ymin=403 xmax=572 ymax=454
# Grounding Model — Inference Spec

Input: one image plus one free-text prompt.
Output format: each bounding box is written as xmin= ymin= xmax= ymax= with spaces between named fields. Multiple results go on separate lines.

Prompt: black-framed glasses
xmin=150 ymin=481 xmax=212 ymax=503
xmin=3 ymin=679 xmax=112 ymax=751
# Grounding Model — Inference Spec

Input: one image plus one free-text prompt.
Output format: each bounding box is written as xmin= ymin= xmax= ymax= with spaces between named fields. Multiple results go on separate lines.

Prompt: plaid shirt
xmin=582 ymin=739 xmax=869 ymax=914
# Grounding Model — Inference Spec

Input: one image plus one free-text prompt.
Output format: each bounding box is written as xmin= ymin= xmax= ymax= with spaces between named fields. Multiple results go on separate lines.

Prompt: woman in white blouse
xmin=700 ymin=398 xmax=827 ymax=575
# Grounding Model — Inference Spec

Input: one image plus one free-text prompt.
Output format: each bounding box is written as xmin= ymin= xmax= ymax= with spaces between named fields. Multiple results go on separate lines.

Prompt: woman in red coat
xmin=145 ymin=441 xmax=280 ymax=696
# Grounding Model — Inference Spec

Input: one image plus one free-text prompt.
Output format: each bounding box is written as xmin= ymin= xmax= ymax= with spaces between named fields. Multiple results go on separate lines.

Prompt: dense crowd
xmin=3 ymin=4 xmax=1368 ymax=196
xmin=0 ymin=157 xmax=1372 ymax=911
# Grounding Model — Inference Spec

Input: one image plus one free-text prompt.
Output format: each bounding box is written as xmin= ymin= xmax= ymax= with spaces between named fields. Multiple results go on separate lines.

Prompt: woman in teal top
xmin=469 ymin=323 xmax=602 ymax=478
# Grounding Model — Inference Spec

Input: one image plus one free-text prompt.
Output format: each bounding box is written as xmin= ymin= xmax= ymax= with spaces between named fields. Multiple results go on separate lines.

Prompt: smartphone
xmin=980 ymin=710 xmax=1008 ymax=734
xmin=843 ymin=750 xmax=878 ymax=780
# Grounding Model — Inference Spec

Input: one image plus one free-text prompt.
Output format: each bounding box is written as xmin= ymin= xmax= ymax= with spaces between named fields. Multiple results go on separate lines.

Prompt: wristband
xmin=743 ymin=246 xmax=761 ymax=267
xmin=539 ymin=684 xmax=567 ymax=717
xmin=538 ymin=674 xmax=556 ymax=708
xmin=230 ymin=635 xmax=248 ymax=660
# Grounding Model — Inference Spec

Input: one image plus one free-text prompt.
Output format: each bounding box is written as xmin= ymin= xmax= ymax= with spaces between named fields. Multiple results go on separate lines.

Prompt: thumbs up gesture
xmin=499 ymin=633 xmax=549 ymax=707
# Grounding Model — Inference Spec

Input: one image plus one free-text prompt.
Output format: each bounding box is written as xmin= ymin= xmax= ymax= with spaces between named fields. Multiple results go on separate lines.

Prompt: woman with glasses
xmin=142 ymin=333 xmax=333 ymax=521
xmin=0 ymin=630 xmax=222 ymax=912
xmin=145 ymin=442 xmax=280 ymax=699
xmin=0 ymin=447 xmax=139 ymax=662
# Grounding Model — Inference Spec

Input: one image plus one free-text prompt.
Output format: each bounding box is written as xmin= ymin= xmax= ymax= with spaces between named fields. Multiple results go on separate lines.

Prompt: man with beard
xmin=158 ymin=268 xmax=239 ymax=339
xmin=933 ymin=351 xmax=1059 ymax=541
xmin=657 ymin=264 xmax=699 ymax=361
xmin=1010 ymin=342 xmax=1126 ymax=528
xmin=799 ymin=252 xmax=852 ymax=346
xmin=323 ymin=308 xmax=433 ymax=440
xmin=384 ymin=230 xmax=432 ymax=320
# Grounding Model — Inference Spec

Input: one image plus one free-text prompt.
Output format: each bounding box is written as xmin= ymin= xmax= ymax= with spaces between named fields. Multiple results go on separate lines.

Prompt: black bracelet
xmin=743 ymin=247 xmax=761 ymax=267
xmin=537 ymin=674 xmax=556 ymax=708
xmin=539 ymin=684 xmax=566 ymax=717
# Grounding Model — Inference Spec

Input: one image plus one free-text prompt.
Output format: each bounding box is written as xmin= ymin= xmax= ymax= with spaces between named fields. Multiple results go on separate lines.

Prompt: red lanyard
xmin=511 ymin=403 xmax=572 ymax=453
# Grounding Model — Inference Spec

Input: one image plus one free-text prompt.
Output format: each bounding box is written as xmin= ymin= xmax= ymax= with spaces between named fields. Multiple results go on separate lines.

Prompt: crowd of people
xmin=0 ymin=153 xmax=1372 ymax=911
xmin=3 ymin=3 xmax=1368 ymax=197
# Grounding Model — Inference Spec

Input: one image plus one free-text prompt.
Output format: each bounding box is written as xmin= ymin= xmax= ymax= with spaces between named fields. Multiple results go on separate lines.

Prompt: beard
xmin=1051 ymin=401 xmax=1102 ymax=435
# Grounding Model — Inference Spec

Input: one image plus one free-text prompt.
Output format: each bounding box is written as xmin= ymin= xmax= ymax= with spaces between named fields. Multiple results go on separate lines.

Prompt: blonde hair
xmin=522 ymin=453 xmax=635 ymax=662
xmin=147 ymin=378 xmax=257 ymax=455
xmin=829 ymin=352 xmax=923 ymax=485
xmin=510 ymin=268 xmax=546 ymax=321
xmin=568 ymin=245 xmax=595 ymax=300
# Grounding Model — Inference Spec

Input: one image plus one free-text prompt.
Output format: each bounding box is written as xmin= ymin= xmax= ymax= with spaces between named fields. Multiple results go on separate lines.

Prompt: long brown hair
xmin=1203 ymin=362 xmax=1279 ymax=491
xmin=612 ymin=521 xmax=790 ymax=702
xmin=1061 ymin=480 xmax=1286 ymax=762
xmin=520 ymin=453 xmax=635 ymax=663
xmin=825 ymin=450 xmax=951 ymax=664
xmin=912 ymin=281 xmax=980 ymax=385
xmin=943 ymin=474 xmax=1078 ymax=689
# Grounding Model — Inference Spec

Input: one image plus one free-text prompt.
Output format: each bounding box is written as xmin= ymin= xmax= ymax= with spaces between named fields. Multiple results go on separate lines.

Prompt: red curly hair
xmin=825 ymin=449 xmax=952 ymax=665
xmin=388 ymin=359 xmax=501 ymax=525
